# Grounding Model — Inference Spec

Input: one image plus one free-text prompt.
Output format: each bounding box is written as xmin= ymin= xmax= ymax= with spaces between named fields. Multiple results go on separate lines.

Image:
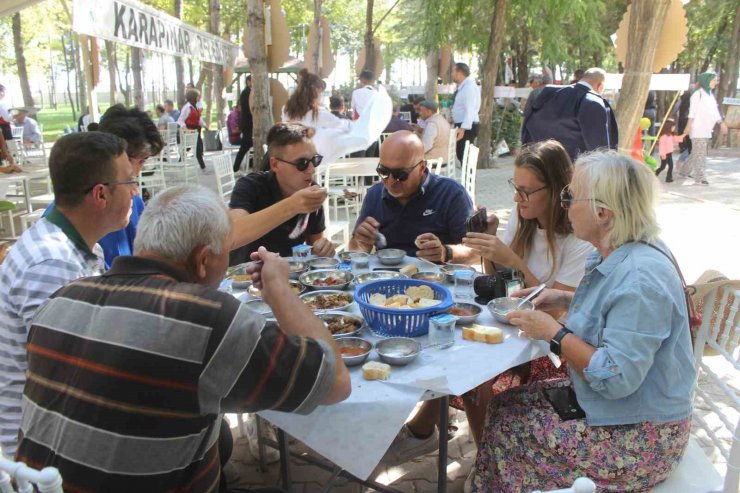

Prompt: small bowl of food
xmin=375 ymin=337 xmax=421 ymax=366
xmin=226 ymin=264 xmax=252 ymax=290
xmin=287 ymin=260 xmax=308 ymax=280
xmin=412 ymin=271 xmax=446 ymax=283
xmin=318 ymin=311 xmax=365 ymax=338
xmin=353 ymin=270 xmax=406 ymax=286
xmin=335 ymin=337 xmax=372 ymax=366
xmin=447 ymin=302 xmax=482 ymax=324
xmin=440 ymin=264 xmax=476 ymax=283
xmin=308 ymin=257 xmax=340 ymax=270
xmin=487 ymin=296 xmax=534 ymax=324
xmin=338 ymin=251 xmax=370 ymax=263
xmin=376 ymin=248 xmax=406 ymax=266
xmin=247 ymin=280 xmax=304 ymax=298
xmin=300 ymin=290 xmax=354 ymax=311
xmin=299 ymin=269 xmax=354 ymax=290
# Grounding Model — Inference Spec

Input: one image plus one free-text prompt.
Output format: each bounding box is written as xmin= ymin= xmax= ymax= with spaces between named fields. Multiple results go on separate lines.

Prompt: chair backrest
xmin=138 ymin=161 xmax=167 ymax=198
xmin=11 ymin=126 xmax=23 ymax=141
xmin=0 ymin=456 xmax=64 ymax=493
xmin=428 ymin=157 xmax=444 ymax=175
xmin=211 ymin=153 xmax=235 ymax=202
xmin=531 ymin=477 xmax=596 ymax=493
xmin=692 ymin=285 xmax=740 ymax=493
xmin=461 ymin=141 xmax=478 ymax=203
xmin=399 ymin=111 xmax=412 ymax=122
xmin=179 ymin=130 xmax=198 ymax=162
xmin=219 ymin=127 xmax=239 ymax=150
xmin=447 ymin=128 xmax=457 ymax=178
xmin=378 ymin=132 xmax=392 ymax=148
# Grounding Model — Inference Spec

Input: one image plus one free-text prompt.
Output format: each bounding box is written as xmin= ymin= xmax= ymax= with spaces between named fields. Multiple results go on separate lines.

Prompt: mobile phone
xmin=543 ymin=386 xmax=586 ymax=421
xmin=466 ymin=207 xmax=488 ymax=233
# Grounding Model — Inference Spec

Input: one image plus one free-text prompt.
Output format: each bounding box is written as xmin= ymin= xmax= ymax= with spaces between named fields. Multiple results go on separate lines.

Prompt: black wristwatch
xmin=443 ymin=245 xmax=453 ymax=263
xmin=550 ymin=327 xmax=573 ymax=356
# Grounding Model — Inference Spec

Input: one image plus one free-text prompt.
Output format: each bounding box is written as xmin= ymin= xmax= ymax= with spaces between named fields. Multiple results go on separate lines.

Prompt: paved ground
xmin=218 ymin=148 xmax=740 ymax=492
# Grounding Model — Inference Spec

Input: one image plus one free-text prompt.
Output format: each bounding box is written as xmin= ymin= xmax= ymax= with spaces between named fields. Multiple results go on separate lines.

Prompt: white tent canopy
xmin=0 ymin=0 xmax=43 ymax=18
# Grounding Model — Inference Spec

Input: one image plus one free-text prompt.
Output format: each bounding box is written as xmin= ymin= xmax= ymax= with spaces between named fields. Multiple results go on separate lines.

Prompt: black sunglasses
xmin=376 ymin=160 xmax=424 ymax=182
xmin=275 ymin=154 xmax=323 ymax=171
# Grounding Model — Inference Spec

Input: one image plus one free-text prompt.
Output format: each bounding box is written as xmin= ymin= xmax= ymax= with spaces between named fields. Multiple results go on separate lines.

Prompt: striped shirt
xmin=17 ymin=256 xmax=335 ymax=492
xmin=0 ymin=212 xmax=104 ymax=456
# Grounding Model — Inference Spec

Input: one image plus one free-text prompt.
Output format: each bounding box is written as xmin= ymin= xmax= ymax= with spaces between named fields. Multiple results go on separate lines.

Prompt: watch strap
xmin=550 ymin=327 xmax=573 ymax=356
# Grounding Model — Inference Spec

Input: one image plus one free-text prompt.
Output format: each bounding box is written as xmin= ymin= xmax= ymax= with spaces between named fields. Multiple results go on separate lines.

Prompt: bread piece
xmin=406 ymin=285 xmax=434 ymax=301
xmin=362 ymin=361 xmax=391 ymax=380
xmin=462 ymin=324 xmax=504 ymax=344
xmin=400 ymin=264 xmax=419 ymax=276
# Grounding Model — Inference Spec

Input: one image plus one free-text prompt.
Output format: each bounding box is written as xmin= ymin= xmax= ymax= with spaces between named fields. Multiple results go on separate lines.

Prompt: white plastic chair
xmin=0 ymin=456 xmax=63 ymax=493
xmin=163 ymin=122 xmax=180 ymax=162
xmin=314 ymin=165 xmax=349 ymax=252
xmin=377 ymin=132 xmax=392 ymax=149
xmin=532 ymin=477 xmax=596 ymax=493
xmin=23 ymin=125 xmax=47 ymax=166
xmin=399 ymin=111 xmax=412 ymax=122
xmin=211 ymin=153 xmax=235 ymax=202
xmin=163 ymin=129 xmax=198 ymax=185
xmin=138 ymin=160 xmax=167 ymax=199
xmin=460 ymin=140 xmax=479 ymax=204
xmin=446 ymin=128 xmax=458 ymax=179
xmin=652 ymin=285 xmax=739 ymax=493
xmin=428 ymin=157 xmax=444 ymax=175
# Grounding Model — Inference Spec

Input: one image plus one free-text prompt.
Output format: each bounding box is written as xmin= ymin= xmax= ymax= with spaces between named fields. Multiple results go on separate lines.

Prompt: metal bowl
xmin=308 ymin=257 xmax=340 ymax=270
xmin=317 ymin=311 xmax=365 ymax=338
xmin=440 ymin=264 xmax=476 ymax=283
xmin=287 ymin=260 xmax=308 ymax=280
xmin=300 ymin=290 xmax=354 ymax=311
xmin=353 ymin=270 xmax=407 ymax=285
xmin=375 ymin=337 xmax=421 ymax=366
xmin=338 ymin=251 xmax=370 ymax=263
xmin=446 ymin=302 xmax=482 ymax=324
xmin=412 ymin=271 xmax=446 ymax=283
xmin=299 ymin=269 xmax=354 ymax=291
xmin=247 ymin=280 xmax=305 ymax=298
xmin=334 ymin=337 xmax=372 ymax=366
xmin=376 ymin=248 xmax=406 ymax=266
xmin=226 ymin=264 xmax=252 ymax=290
xmin=243 ymin=299 xmax=274 ymax=317
xmin=487 ymin=296 xmax=534 ymax=324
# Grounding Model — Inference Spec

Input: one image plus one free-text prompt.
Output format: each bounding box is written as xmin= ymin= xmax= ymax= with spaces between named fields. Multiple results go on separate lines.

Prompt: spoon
xmin=517 ymin=283 xmax=546 ymax=308
xmin=375 ymin=232 xmax=387 ymax=249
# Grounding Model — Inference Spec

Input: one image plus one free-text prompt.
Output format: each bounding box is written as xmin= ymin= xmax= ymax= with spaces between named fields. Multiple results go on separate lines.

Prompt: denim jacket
xmin=566 ymin=241 xmax=695 ymax=426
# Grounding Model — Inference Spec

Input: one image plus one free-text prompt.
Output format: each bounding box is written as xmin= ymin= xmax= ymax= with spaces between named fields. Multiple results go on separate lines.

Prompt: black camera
xmin=473 ymin=268 xmax=521 ymax=303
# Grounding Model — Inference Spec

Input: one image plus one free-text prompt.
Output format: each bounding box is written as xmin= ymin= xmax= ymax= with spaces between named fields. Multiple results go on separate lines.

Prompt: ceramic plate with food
xmin=300 ymin=290 xmax=354 ymax=311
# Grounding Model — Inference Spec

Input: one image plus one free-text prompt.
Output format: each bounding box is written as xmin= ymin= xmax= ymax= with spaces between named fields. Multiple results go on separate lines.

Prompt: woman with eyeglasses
xmin=455 ymin=140 xmax=592 ymax=451
xmin=282 ymin=69 xmax=352 ymax=161
xmin=470 ymin=151 xmax=695 ymax=492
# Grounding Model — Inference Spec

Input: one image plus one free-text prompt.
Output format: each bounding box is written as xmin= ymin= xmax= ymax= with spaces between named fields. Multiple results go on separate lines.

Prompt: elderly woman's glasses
xmin=275 ymin=154 xmax=323 ymax=171
xmin=559 ymin=185 xmax=598 ymax=209
xmin=376 ymin=160 xmax=424 ymax=182
xmin=507 ymin=178 xmax=547 ymax=202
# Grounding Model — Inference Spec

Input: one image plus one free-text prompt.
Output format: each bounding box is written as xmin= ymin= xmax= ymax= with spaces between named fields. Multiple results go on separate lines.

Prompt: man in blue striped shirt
xmin=0 ymin=132 xmax=137 ymax=456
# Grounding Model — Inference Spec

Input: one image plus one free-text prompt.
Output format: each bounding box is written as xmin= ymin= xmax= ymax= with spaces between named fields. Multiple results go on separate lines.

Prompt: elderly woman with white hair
xmin=471 ymin=151 xmax=696 ymax=492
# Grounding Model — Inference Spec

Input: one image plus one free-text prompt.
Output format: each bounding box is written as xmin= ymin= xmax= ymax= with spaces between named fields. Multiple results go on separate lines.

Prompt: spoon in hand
xmin=517 ymin=283 xmax=546 ymax=309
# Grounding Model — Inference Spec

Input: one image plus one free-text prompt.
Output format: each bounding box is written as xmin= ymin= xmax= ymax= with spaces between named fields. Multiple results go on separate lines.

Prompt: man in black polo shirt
xmin=229 ymin=123 xmax=334 ymax=265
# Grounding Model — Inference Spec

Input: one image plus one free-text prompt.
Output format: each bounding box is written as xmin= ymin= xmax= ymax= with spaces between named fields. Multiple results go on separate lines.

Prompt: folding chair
xmin=0 ymin=456 xmax=63 ymax=493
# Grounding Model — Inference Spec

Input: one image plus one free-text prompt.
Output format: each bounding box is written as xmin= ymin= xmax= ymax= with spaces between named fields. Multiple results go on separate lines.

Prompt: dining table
xmin=231 ymin=254 xmax=549 ymax=492
xmin=329 ymin=157 xmax=381 ymax=179
xmin=0 ymin=166 xmax=50 ymax=213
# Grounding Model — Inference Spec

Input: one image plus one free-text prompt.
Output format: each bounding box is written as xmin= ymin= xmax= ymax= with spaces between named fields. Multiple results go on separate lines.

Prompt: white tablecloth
xmin=236 ymin=255 xmax=548 ymax=480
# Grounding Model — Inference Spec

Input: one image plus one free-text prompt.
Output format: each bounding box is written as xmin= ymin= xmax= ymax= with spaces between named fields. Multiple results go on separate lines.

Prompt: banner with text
xmin=73 ymin=0 xmax=239 ymax=67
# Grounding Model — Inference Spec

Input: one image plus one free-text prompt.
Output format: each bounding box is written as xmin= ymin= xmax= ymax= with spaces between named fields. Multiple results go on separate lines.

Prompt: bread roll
xmin=362 ymin=361 xmax=392 ymax=380
xmin=463 ymin=324 xmax=504 ymax=344
xmin=400 ymin=264 xmax=419 ymax=276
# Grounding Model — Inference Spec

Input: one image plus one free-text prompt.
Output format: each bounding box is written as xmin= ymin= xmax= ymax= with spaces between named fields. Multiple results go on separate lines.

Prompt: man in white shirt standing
xmin=417 ymin=100 xmax=451 ymax=165
xmin=351 ymin=70 xmax=377 ymax=120
xmin=451 ymin=62 xmax=481 ymax=163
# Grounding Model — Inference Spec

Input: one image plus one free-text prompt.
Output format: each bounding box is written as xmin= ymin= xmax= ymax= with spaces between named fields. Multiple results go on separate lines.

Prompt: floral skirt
xmin=472 ymin=379 xmax=691 ymax=493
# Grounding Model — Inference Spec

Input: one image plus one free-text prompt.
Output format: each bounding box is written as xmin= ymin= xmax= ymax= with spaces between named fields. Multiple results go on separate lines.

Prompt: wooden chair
xmin=211 ymin=153 xmax=235 ymax=202
xmin=652 ymin=284 xmax=739 ymax=493
xmin=0 ymin=456 xmax=63 ymax=493
xmin=460 ymin=140 xmax=479 ymax=204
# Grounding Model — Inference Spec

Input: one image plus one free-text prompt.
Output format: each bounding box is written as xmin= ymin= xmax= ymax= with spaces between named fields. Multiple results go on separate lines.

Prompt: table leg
xmin=23 ymin=179 xmax=33 ymax=213
xmin=277 ymin=428 xmax=292 ymax=492
xmin=437 ymin=395 xmax=449 ymax=493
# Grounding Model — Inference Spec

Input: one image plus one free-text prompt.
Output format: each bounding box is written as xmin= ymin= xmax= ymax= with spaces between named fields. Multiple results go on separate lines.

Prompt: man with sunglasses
xmin=0 ymin=132 xmax=136 ymax=456
xmin=349 ymin=131 xmax=475 ymax=264
xmin=229 ymin=123 xmax=334 ymax=265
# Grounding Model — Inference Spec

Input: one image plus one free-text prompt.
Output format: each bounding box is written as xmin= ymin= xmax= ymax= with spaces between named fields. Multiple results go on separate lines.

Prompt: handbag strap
xmin=636 ymin=241 xmax=692 ymax=293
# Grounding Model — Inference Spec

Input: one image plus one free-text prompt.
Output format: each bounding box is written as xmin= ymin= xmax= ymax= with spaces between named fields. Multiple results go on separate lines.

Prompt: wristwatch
xmin=550 ymin=327 xmax=573 ymax=356
xmin=443 ymin=245 xmax=453 ymax=263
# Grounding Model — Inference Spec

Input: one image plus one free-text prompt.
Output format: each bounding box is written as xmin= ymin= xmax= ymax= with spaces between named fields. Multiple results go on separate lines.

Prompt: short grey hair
xmin=582 ymin=67 xmax=606 ymax=84
xmin=573 ymin=151 xmax=660 ymax=249
xmin=134 ymin=185 xmax=231 ymax=261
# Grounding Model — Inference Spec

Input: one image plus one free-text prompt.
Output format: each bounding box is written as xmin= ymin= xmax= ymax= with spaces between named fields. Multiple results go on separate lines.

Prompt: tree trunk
xmin=719 ymin=1 xmax=740 ymax=115
xmin=309 ymin=0 xmax=322 ymax=74
xmin=616 ymin=0 xmax=671 ymax=154
xmin=131 ymin=46 xmax=144 ymax=110
xmin=105 ymin=40 xmax=118 ymax=105
xmin=476 ymin=0 xmax=508 ymax=169
xmin=246 ymin=0 xmax=273 ymax=164
xmin=425 ymin=50 xmax=438 ymax=100
xmin=73 ymin=35 xmax=87 ymax=115
xmin=61 ymin=33 xmax=77 ymax=120
xmin=208 ymin=0 xmax=225 ymax=128
xmin=174 ymin=0 xmax=186 ymax=107
xmin=119 ymin=48 xmax=131 ymax=106
xmin=204 ymin=68 xmax=213 ymax=128
xmin=363 ymin=0 xmax=375 ymax=73
xmin=12 ymin=13 xmax=34 ymax=107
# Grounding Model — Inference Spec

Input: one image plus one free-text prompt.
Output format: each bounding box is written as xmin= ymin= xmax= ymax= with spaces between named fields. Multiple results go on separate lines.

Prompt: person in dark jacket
xmin=233 ymin=75 xmax=253 ymax=172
